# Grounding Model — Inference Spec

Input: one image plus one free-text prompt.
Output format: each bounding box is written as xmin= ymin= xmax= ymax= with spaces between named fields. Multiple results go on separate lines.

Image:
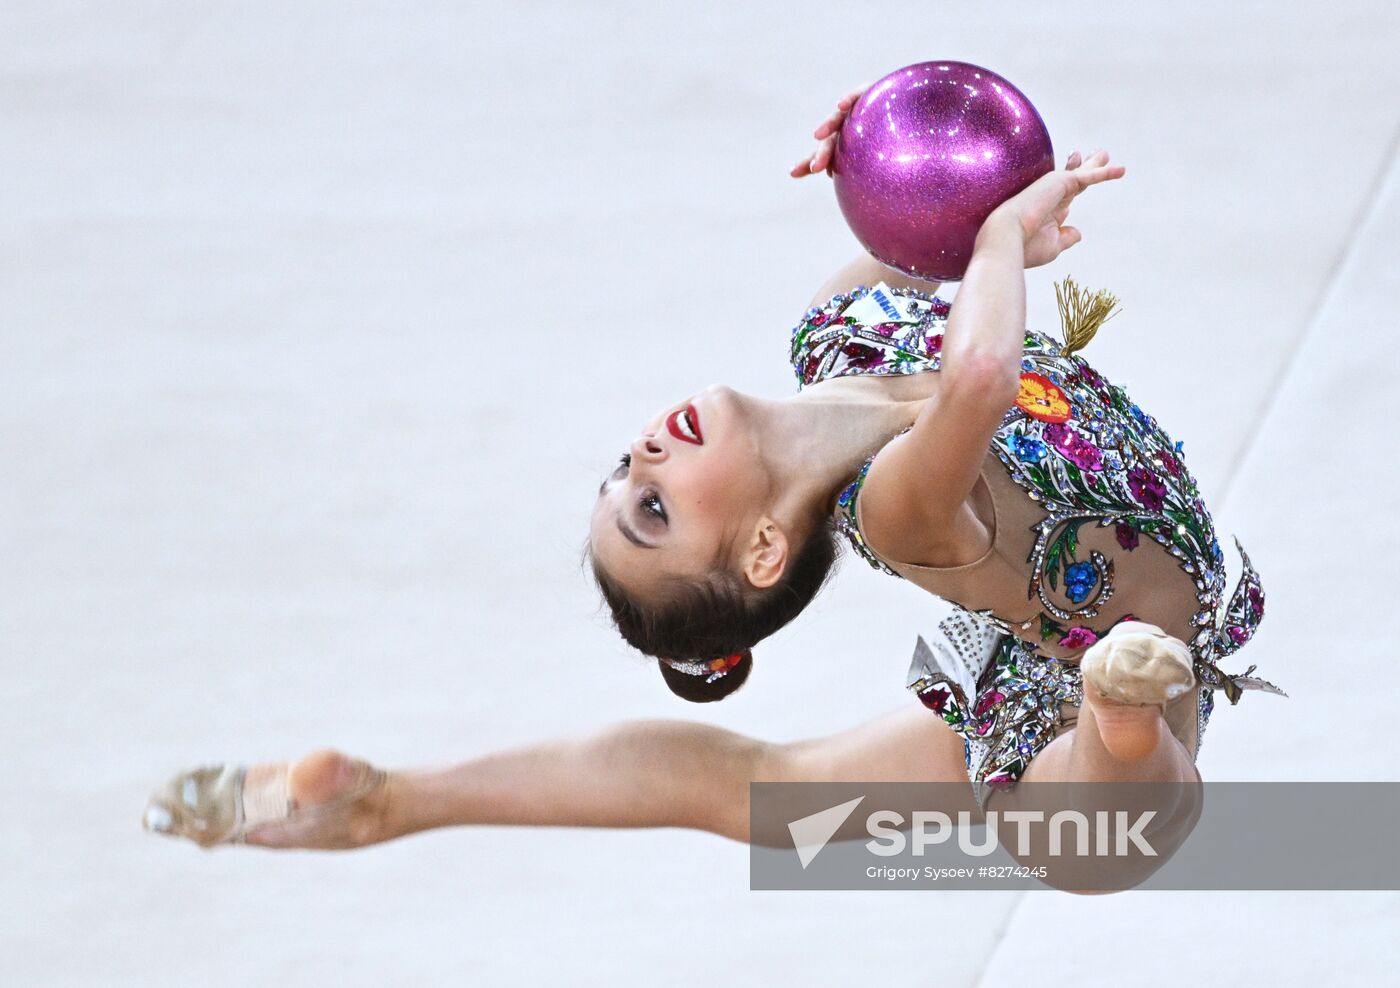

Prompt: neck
xmin=751 ymin=388 xmax=921 ymax=520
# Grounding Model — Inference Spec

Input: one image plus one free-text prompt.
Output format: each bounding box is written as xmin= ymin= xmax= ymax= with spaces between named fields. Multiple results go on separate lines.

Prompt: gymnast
xmin=145 ymin=84 xmax=1280 ymax=862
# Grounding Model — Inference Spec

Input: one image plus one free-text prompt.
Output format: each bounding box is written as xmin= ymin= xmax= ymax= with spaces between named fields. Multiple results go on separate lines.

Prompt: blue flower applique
xmin=1064 ymin=561 xmax=1098 ymax=604
xmin=1010 ymin=435 xmax=1048 ymax=464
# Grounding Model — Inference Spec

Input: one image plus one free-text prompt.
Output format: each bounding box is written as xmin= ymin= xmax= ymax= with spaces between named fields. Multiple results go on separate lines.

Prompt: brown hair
xmin=589 ymin=519 xmax=841 ymax=701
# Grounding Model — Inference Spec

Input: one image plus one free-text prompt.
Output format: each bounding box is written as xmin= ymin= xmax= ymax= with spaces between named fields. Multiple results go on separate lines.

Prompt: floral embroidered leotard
xmin=791 ymin=282 xmax=1281 ymax=804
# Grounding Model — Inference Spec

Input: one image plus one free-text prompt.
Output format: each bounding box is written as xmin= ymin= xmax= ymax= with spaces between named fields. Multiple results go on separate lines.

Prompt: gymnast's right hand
xmin=142 ymin=749 xmax=394 ymax=850
xmin=790 ymin=83 xmax=869 ymax=178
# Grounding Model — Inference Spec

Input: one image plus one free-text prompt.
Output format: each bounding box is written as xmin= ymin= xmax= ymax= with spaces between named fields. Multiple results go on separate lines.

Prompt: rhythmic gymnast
xmin=145 ymin=85 xmax=1280 ymax=863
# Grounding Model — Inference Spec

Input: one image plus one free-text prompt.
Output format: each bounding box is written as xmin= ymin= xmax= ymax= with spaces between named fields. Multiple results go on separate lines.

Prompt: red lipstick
xmin=666 ymin=403 xmax=703 ymax=445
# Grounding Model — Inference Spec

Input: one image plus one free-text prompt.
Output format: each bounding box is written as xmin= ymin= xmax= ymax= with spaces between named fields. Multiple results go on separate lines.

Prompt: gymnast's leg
xmin=1019 ymin=621 xmax=1201 ymax=786
xmin=995 ymin=622 xmax=1205 ymax=891
xmin=144 ymin=702 xmax=978 ymax=851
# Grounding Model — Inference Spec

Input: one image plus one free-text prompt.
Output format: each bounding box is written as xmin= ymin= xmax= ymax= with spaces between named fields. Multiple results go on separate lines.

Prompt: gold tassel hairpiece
xmin=1055 ymin=276 xmax=1121 ymax=356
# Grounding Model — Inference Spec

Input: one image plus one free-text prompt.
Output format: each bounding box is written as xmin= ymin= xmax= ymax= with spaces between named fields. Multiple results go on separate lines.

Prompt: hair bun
xmin=657 ymin=651 xmax=752 ymax=703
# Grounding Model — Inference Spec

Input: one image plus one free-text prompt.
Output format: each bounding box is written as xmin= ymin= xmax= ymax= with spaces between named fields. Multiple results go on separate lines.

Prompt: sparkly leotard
xmin=791 ymin=282 xmax=1281 ymax=805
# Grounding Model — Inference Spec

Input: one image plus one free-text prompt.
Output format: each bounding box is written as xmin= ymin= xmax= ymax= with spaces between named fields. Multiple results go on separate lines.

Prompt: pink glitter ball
xmin=832 ymin=61 xmax=1054 ymax=281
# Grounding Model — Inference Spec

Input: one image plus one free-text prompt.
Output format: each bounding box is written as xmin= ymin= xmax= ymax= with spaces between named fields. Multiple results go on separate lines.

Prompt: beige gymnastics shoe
xmin=143 ymin=756 xmax=385 ymax=849
xmin=1078 ymin=621 xmax=1198 ymax=761
xmin=1080 ymin=620 xmax=1196 ymax=707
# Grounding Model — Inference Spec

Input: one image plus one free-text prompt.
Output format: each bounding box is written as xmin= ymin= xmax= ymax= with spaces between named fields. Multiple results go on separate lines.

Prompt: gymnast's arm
xmin=850 ymin=208 xmax=1026 ymax=566
xmin=312 ymin=705 xmax=969 ymax=849
xmin=856 ymin=151 xmax=1125 ymax=565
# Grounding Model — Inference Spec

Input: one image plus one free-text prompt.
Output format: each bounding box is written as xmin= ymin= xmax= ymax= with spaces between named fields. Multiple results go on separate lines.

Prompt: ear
xmin=743 ymin=521 xmax=789 ymax=589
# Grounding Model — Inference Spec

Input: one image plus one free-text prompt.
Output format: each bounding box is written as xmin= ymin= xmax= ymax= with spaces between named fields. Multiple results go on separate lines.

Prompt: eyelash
xmin=617 ymin=453 xmax=666 ymax=522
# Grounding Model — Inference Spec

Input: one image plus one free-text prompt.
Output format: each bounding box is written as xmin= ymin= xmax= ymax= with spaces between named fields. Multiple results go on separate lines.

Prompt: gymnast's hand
xmin=984 ymin=149 xmax=1126 ymax=268
xmin=790 ymin=84 xmax=868 ymax=178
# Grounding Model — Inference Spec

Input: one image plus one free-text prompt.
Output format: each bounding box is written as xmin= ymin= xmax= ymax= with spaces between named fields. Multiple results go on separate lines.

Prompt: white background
xmin=3 ymin=1 xmax=1398 ymax=984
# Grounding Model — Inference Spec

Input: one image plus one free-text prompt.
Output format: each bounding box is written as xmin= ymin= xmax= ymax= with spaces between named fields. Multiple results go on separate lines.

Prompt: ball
xmin=832 ymin=61 xmax=1054 ymax=282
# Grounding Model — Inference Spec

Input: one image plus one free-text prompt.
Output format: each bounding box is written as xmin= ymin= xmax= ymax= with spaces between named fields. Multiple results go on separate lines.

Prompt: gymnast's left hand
xmin=790 ymin=84 xmax=868 ymax=178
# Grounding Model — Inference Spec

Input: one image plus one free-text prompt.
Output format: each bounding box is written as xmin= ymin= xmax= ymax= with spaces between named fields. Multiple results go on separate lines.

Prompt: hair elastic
xmin=660 ymin=651 xmax=748 ymax=684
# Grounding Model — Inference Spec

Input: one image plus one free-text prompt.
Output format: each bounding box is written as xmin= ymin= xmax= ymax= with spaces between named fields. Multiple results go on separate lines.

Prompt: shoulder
xmin=847 ymin=433 xmax=995 ymax=571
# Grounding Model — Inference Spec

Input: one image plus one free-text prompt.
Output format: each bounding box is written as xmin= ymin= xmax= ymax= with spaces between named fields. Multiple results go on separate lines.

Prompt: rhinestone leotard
xmin=791 ymin=282 xmax=1280 ymax=803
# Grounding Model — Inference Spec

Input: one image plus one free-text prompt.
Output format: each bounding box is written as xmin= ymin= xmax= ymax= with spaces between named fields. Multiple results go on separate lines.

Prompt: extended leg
xmin=144 ymin=702 xmax=976 ymax=851
xmin=1020 ymin=621 xmax=1200 ymax=785
xmin=998 ymin=623 xmax=1206 ymax=891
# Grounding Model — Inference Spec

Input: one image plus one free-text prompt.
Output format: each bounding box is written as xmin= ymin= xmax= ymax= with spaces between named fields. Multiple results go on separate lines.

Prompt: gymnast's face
xmin=590 ymin=385 xmax=778 ymax=600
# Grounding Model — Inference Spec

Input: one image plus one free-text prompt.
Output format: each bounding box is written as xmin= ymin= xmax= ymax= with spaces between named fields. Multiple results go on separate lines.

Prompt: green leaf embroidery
xmin=1064 ymin=520 xmax=1082 ymax=558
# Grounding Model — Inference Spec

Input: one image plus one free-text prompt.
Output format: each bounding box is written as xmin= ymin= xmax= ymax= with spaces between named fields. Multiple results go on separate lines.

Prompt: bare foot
xmin=143 ymin=749 xmax=390 ymax=850
xmin=1080 ymin=622 xmax=1195 ymax=762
